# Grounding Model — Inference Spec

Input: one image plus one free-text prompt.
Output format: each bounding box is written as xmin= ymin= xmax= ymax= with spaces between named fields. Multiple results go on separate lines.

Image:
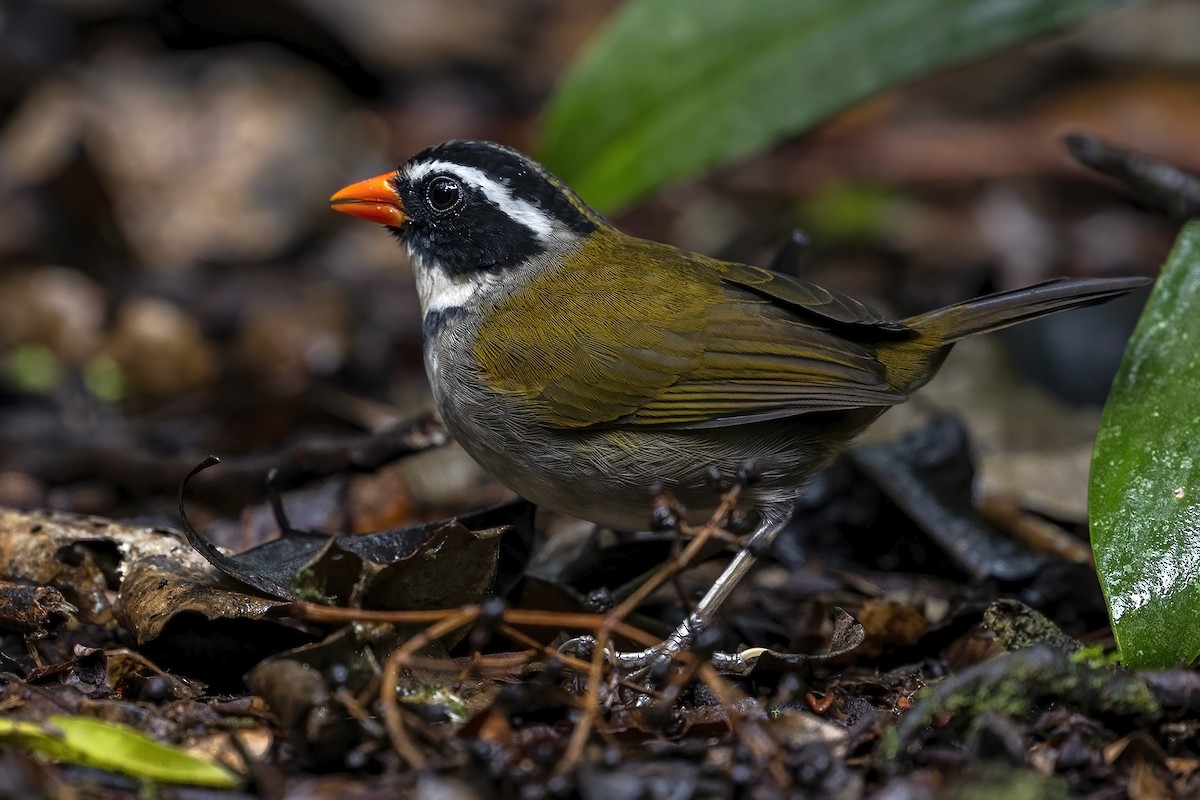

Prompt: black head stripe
xmin=396 ymin=181 xmax=542 ymax=276
xmin=411 ymin=140 xmax=601 ymax=235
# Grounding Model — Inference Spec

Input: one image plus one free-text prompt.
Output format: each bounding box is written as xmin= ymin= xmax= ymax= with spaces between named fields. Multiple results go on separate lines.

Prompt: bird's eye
xmin=426 ymin=177 xmax=462 ymax=213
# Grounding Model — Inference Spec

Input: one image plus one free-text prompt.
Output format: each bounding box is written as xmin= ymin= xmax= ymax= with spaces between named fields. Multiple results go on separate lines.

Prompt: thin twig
xmin=379 ymin=607 xmax=478 ymax=766
xmin=334 ymin=687 xmax=386 ymax=739
xmin=1065 ymin=131 xmax=1200 ymax=219
xmin=696 ymin=663 xmax=788 ymax=786
xmin=309 ymin=484 xmax=748 ymax=772
xmin=293 ymin=603 xmax=665 ymax=647
xmin=497 ymin=623 xmax=648 ymax=687
xmin=559 ymin=485 xmax=743 ymax=772
xmin=611 ymin=484 xmax=742 ymax=623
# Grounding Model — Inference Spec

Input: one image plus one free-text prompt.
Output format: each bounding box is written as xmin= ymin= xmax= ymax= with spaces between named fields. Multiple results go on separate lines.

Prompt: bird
xmin=330 ymin=139 xmax=1148 ymax=669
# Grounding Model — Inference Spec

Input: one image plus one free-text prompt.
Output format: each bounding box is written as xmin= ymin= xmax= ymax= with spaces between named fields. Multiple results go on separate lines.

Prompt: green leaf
xmin=0 ymin=714 xmax=242 ymax=788
xmin=1090 ymin=220 xmax=1200 ymax=669
xmin=541 ymin=0 xmax=1139 ymax=212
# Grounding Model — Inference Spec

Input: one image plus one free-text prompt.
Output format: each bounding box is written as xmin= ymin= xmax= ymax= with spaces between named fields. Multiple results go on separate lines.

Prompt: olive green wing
xmin=718 ymin=260 xmax=913 ymax=334
xmin=628 ymin=287 xmax=907 ymax=428
xmin=472 ymin=236 xmax=908 ymax=430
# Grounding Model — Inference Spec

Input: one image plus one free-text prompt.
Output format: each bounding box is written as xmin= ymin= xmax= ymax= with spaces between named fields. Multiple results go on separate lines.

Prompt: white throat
xmin=410 ymin=250 xmax=505 ymax=315
xmin=401 ymin=156 xmax=584 ymax=316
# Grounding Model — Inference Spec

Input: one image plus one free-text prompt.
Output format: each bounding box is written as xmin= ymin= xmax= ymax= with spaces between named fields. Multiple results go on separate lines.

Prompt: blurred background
xmin=0 ymin=0 xmax=1190 ymax=535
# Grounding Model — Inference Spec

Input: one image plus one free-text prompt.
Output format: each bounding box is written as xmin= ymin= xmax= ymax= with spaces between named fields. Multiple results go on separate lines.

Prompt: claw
xmin=557 ymin=634 xmax=596 ymax=660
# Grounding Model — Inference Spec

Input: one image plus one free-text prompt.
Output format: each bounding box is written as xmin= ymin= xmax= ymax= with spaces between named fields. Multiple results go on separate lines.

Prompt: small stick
xmin=559 ymin=485 xmax=742 ymax=771
xmin=379 ymin=607 xmax=478 ymax=766
xmin=1065 ymin=132 xmax=1200 ymax=219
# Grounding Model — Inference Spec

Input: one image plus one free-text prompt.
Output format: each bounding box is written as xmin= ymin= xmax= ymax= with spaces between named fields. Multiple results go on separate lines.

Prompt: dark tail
xmin=904 ymin=277 xmax=1150 ymax=343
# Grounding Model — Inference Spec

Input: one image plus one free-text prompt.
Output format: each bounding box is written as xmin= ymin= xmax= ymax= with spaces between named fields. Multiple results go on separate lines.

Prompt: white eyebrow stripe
xmin=404 ymin=160 xmax=556 ymax=241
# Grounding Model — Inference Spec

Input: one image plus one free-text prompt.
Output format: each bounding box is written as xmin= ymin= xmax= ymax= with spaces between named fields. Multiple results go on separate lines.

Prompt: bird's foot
xmin=557 ymin=503 xmax=797 ymax=685
xmin=558 ymin=613 xmax=710 ymax=684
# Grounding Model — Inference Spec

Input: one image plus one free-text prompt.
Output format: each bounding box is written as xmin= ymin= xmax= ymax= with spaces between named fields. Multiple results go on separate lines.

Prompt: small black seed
xmin=705 ymin=466 xmax=724 ymax=490
xmin=530 ymin=740 xmax=558 ymax=766
xmin=344 ymin=749 xmax=368 ymax=770
xmin=546 ymin=775 xmax=573 ymax=797
xmin=541 ymin=657 xmax=564 ymax=684
xmin=730 ymin=764 xmax=755 ymax=785
xmin=480 ymin=596 xmax=508 ymax=623
xmin=519 ymin=782 xmax=547 ymax=800
xmin=736 ymin=461 xmax=761 ymax=485
xmin=325 ymin=663 xmax=350 ymax=686
xmin=137 ymin=676 xmax=173 ymax=702
xmin=585 ymin=588 xmax=613 ymax=613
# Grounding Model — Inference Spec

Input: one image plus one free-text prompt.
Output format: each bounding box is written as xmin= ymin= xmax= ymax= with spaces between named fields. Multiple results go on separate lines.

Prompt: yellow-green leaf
xmin=0 ymin=714 xmax=241 ymax=789
xmin=1089 ymin=220 xmax=1200 ymax=669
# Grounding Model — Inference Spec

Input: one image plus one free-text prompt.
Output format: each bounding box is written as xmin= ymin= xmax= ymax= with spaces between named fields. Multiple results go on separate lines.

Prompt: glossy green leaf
xmin=541 ymin=0 xmax=1139 ymax=212
xmin=1090 ymin=220 xmax=1200 ymax=669
xmin=0 ymin=714 xmax=241 ymax=788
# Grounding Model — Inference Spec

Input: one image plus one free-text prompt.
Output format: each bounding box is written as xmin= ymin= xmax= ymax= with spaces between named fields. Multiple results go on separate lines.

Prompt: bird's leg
xmin=598 ymin=503 xmax=795 ymax=672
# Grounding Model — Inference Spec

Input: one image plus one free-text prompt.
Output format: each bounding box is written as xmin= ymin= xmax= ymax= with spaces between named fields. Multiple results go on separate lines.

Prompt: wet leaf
xmin=91 ymin=647 xmax=206 ymax=700
xmin=340 ymin=501 xmax=528 ymax=609
xmin=177 ymin=457 xmax=343 ymax=601
xmin=185 ymin=526 xmax=339 ymax=602
xmin=857 ymin=599 xmax=930 ymax=652
xmin=0 ymin=508 xmax=309 ymax=682
xmin=116 ymin=552 xmax=291 ymax=643
xmin=180 ymin=462 xmax=520 ymax=609
xmin=118 ymin=549 xmax=313 ymax=688
xmin=981 ymin=599 xmax=1081 ymax=654
xmin=0 ymin=581 xmax=75 ymax=635
xmin=738 ymin=607 xmax=865 ymax=675
xmin=0 ymin=714 xmax=241 ymax=788
xmin=540 ymin=0 xmax=1139 ymax=211
xmin=0 ymin=509 xmax=129 ymax=627
xmin=1090 ymin=220 xmax=1200 ymax=669
xmin=353 ymin=521 xmax=505 ymax=610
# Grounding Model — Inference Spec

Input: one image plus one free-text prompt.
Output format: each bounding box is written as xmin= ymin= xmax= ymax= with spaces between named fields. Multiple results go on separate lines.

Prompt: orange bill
xmin=330 ymin=172 xmax=406 ymax=227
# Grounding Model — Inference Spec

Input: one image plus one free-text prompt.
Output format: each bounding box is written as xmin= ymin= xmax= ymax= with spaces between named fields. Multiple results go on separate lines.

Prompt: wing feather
xmin=472 ymin=235 xmax=909 ymax=430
